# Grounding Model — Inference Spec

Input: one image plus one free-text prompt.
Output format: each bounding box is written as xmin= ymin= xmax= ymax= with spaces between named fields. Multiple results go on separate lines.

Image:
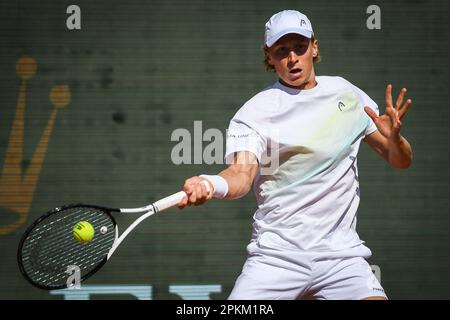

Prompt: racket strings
xmin=23 ymin=209 xmax=106 ymax=268
xmin=22 ymin=209 xmax=114 ymax=286
xmin=19 ymin=206 xmax=116 ymax=289
xmin=24 ymin=210 xmax=110 ymax=263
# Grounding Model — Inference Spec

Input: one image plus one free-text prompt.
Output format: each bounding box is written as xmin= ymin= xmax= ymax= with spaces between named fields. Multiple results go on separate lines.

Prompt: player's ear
xmin=265 ymin=47 xmax=274 ymax=66
xmin=311 ymin=39 xmax=318 ymax=57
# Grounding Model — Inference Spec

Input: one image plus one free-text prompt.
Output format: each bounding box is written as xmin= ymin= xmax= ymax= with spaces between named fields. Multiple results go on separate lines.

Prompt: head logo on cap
xmin=264 ymin=10 xmax=314 ymax=47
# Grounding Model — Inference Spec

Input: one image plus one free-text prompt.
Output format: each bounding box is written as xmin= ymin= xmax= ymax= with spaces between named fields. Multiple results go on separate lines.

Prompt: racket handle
xmin=153 ymin=191 xmax=186 ymax=212
xmin=153 ymin=180 xmax=211 ymax=212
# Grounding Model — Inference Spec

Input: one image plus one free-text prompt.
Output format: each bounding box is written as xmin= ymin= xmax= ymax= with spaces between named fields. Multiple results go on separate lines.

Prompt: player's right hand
xmin=178 ymin=176 xmax=213 ymax=209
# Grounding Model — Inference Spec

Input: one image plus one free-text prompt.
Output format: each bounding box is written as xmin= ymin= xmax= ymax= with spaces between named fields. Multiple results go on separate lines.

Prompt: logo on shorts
xmin=365 ymin=264 xmax=384 ymax=294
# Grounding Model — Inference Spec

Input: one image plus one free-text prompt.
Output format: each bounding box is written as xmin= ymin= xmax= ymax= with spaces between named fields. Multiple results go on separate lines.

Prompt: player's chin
xmin=282 ymin=73 xmax=304 ymax=86
xmin=284 ymin=78 xmax=305 ymax=88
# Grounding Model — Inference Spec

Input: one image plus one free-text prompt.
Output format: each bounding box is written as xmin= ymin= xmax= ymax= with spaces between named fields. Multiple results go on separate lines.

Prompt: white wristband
xmin=199 ymin=174 xmax=229 ymax=199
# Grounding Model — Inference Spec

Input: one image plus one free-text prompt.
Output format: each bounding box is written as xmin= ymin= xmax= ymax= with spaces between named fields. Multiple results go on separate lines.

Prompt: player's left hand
xmin=364 ymin=84 xmax=412 ymax=140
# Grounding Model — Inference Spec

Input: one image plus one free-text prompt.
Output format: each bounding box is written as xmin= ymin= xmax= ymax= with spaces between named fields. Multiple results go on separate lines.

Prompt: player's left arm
xmin=363 ymin=84 xmax=413 ymax=169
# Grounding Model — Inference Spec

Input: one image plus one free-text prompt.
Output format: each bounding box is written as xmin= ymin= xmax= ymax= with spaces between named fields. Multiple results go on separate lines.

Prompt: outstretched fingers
xmin=364 ymin=106 xmax=378 ymax=122
xmin=386 ymin=84 xmax=393 ymax=109
xmin=395 ymin=88 xmax=407 ymax=110
xmin=399 ymin=99 xmax=412 ymax=120
xmin=386 ymin=103 xmax=398 ymax=123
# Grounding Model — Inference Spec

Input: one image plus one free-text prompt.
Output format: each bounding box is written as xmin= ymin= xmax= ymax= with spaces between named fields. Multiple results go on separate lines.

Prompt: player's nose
xmin=287 ymin=51 xmax=298 ymax=63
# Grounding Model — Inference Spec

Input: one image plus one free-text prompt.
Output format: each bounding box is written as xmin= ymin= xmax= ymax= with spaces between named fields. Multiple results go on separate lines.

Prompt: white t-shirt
xmin=225 ymin=76 xmax=379 ymax=255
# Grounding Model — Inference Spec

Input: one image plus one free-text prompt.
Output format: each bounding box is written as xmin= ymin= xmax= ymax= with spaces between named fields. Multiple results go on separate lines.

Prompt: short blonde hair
xmin=263 ymin=36 xmax=321 ymax=71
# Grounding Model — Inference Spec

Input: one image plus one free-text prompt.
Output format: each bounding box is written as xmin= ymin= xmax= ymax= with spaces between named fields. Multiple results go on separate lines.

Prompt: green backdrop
xmin=0 ymin=0 xmax=449 ymax=299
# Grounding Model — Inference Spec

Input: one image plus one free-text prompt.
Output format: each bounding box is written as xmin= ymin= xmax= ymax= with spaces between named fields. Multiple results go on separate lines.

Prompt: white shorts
xmin=229 ymin=241 xmax=387 ymax=300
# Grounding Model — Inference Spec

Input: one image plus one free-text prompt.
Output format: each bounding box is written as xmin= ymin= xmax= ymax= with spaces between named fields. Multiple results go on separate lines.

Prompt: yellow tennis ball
xmin=73 ymin=221 xmax=95 ymax=244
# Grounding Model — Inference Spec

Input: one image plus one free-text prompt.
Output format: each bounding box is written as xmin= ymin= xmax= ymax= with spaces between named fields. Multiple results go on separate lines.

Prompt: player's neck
xmin=279 ymin=75 xmax=317 ymax=91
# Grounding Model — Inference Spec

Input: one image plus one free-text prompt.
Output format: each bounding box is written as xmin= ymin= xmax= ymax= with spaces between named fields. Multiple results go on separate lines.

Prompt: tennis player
xmin=178 ymin=10 xmax=412 ymax=300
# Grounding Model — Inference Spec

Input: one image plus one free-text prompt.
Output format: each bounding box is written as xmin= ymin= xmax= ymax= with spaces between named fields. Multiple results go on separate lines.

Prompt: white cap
xmin=264 ymin=10 xmax=314 ymax=47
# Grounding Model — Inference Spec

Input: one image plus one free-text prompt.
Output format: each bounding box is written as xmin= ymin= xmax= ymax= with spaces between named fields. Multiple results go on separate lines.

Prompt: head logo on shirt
xmin=338 ymin=101 xmax=346 ymax=111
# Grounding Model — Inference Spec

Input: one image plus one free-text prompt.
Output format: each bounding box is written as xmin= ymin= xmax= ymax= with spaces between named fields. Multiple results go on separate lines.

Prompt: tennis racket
xmin=17 ymin=181 xmax=210 ymax=290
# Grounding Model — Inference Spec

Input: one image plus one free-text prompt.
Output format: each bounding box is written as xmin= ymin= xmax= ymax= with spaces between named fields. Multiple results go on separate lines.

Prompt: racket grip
xmin=153 ymin=180 xmax=211 ymax=212
xmin=153 ymin=191 xmax=187 ymax=212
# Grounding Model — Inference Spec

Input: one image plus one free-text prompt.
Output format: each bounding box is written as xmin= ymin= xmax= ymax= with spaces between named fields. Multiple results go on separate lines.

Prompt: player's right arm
xmin=178 ymin=151 xmax=259 ymax=208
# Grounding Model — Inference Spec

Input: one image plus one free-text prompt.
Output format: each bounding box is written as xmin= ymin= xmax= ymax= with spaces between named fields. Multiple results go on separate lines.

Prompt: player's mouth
xmin=289 ymin=68 xmax=302 ymax=79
